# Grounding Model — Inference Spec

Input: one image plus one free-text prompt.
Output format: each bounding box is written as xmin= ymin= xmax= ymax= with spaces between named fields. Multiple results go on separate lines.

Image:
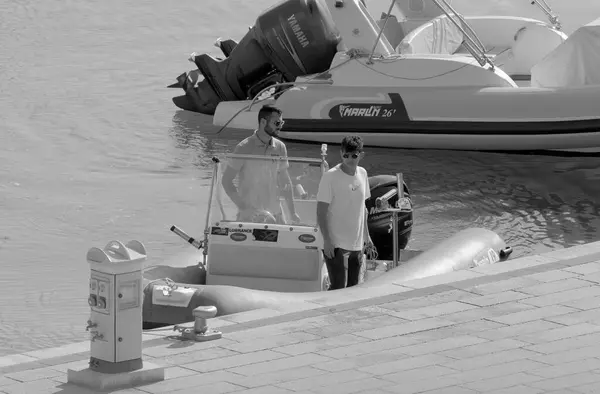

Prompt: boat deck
xmin=3 ymin=242 xmax=600 ymax=393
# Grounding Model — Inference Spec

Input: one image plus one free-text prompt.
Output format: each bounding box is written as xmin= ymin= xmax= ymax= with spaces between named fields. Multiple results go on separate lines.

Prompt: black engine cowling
xmin=171 ymin=0 xmax=341 ymax=115
xmin=366 ymin=175 xmax=413 ymax=260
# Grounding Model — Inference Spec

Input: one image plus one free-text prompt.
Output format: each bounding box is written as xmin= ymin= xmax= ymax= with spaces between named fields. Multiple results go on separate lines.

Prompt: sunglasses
xmin=342 ymin=152 xmax=361 ymax=159
xmin=272 ymin=120 xmax=285 ymax=127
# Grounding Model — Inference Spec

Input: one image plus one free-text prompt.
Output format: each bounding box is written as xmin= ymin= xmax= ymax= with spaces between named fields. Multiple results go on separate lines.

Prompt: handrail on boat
xmin=530 ymin=0 xmax=562 ymax=30
xmin=430 ymin=0 xmax=495 ymax=70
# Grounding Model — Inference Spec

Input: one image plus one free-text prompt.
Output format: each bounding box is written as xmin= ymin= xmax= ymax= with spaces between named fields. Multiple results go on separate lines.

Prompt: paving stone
xmin=155 ymin=346 xmax=240 ymax=366
xmin=417 ymin=386 xmax=478 ymax=394
xmin=486 ymin=305 xmax=579 ymax=325
xmin=451 ymin=359 xmax=549 ymax=385
xmin=517 ymin=278 xmax=595 ymax=296
xmin=560 ymin=295 xmax=600 ymax=311
xmin=227 ymin=353 xmax=333 ymax=377
xmin=571 ymin=379 xmax=600 ymax=393
xmin=526 ymin=371 xmax=600 ymax=391
xmin=460 ymin=290 xmax=532 ymax=307
xmin=524 ymin=332 xmax=600 ymax=354
xmin=519 ymin=285 xmax=600 ymax=308
xmin=461 ymin=371 xmax=544 ymax=392
xmin=303 ymin=314 xmax=408 ymax=338
xmin=398 ymin=335 xmax=488 ymax=357
xmin=524 ymin=269 xmax=581 ymax=282
xmin=385 ymin=301 xmax=480 ymax=321
xmin=474 ymin=319 xmax=564 ymax=341
xmin=0 ymin=378 xmax=64 ymax=394
xmin=580 ymin=271 xmax=600 ymax=284
xmin=0 ymin=377 xmax=19 ymax=387
xmin=442 ymin=301 xmax=536 ymax=324
xmin=379 ymin=375 xmax=466 ymax=394
xmin=485 ymin=385 xmax=544 ymax=394
xmin=182 ymin=349 xmax=287 ymax=373
xmin=311 ymin=348 xmax=409 ymax=372
xmin=272 ymin=333 xmax=369 ymax=356
xmin=217 ymin=366 xmax=327 ymax=389
xmin=530 ymin=343 xmax=600 ymax=365
xmin=527 ymin=358 xmax=600 ymax=379
xmin=515 ymin=322 xmax=600 ymax=344
xmin=142 ymin=338 xmax=239 ymax=358
xmin=378 ymin=365 xmax=459 ymax=384
xmin=140 ymin=371 xmax=245 ymax=393
xmin=437 ymin=338 xmax=530 ymax=359
xmin=358 ymin=354 xmax=456 ymax=376
xmin=3 ymin=366 xmax=63 ymax=382
xmin=222 ymin=386 xmax=293 ymax=394
xmin=442 ymin=348 xmax=541 ymax=371
xmin=0 ymin=354 xmax=39 ymax=369
xmin=308 ymin=376 xmax=392 ymax=394
xmin=316 ymin=332 xmax=429 ymax=359
xmin=563 ymin=261 xmax=600 ymax=275
xmin=353 ymin=317 xmax=456 ymax=340
xmin=462 ymin=277 xmax=542 ymax=296
xmin=275 ymin=370 xmax=373 ymax=391
xmin=378 ymin=289 xmax=478 ymax=311
xmin=221 ymin=331 xmax=321 ymax=354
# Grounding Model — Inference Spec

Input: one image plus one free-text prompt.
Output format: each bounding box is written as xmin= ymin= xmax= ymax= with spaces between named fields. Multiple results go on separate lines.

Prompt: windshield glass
xmin=206 ymin=154 xmax=327 ymax=229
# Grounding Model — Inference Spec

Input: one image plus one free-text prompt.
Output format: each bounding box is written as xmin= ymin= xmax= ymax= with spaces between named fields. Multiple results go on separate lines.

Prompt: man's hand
xmin=323 ymin=239 xmax=335 ymax=259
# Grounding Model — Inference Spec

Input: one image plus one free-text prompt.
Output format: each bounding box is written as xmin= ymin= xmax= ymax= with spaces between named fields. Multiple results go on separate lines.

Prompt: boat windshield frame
xmin=203 ymin=151 xmax=329 ymax=238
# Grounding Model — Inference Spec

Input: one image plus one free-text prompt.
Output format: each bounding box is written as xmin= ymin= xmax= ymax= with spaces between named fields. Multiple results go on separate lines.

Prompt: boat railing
xmin=529 ymin=0 xmax=562 ymax=30
xmin=430 ymin=0 xmax=495 ymax=69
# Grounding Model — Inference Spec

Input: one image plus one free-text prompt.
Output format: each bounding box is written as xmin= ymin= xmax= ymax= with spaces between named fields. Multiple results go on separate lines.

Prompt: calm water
xmin=1 ymin=0 xmax=600 ymax=357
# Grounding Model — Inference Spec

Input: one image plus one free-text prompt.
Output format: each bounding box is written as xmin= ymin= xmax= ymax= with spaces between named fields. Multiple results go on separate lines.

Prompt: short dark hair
xmin=341 ymin=135 xmax=364 ymax=152
xmin=258 ymin=104 xmax=282 ymax=123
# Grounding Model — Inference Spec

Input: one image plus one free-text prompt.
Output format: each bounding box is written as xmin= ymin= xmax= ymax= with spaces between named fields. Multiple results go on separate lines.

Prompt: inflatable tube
xmin=142 ymin=227 xmax=508 ymax=328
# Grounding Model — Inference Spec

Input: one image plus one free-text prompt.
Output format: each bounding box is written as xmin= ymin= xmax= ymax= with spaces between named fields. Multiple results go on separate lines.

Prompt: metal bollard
xmin=173 ymin=305 xmax=222 ymax=342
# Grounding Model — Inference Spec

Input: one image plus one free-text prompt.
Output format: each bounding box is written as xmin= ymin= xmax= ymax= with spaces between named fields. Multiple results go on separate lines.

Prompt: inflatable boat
xmin=142 ymin=227 xmax=511 ymax=328
xmin=169 ymin=0 xmax=600 ymax=153
xmin=140 ymin=148 xmax=512 ymax=328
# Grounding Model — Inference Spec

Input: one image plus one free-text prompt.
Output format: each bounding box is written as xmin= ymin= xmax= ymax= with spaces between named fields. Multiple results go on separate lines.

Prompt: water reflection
xmin=168 ymin=112 xmax=600 ymax=257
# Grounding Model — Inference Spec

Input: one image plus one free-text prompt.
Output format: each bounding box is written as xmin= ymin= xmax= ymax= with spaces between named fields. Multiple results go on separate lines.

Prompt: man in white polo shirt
xmin=317 ymin=135 xmax=373 ymax=289
xmin=222 ymin=105 xmax=300 ymax=224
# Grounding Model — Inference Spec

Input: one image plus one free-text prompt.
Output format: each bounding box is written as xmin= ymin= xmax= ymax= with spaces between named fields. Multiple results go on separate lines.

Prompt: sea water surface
xmin=1 ymin=0 xmax=600 ymax=357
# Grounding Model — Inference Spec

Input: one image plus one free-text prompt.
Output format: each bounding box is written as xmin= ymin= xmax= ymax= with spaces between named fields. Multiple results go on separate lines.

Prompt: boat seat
xmin=397 ymin=14 xmax=465 ymax=55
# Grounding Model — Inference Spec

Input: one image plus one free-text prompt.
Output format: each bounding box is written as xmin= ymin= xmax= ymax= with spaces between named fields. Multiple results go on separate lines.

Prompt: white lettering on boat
xmin=339 ymin=105 xmax=382 ymax=117
xmin=287 ymin=14 xmax=310 ymax=48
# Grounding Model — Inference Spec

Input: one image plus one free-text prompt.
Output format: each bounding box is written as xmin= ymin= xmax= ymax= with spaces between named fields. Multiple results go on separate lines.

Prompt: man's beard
xmin=265 ymin=125 xmax=280 ymax=137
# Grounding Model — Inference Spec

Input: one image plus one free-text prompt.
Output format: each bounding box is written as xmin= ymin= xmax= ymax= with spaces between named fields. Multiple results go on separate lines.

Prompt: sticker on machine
xmin=327 ymin=93 xmax=409 ymax=121
xmin=211 ymin=226 xmax=229 ymax=236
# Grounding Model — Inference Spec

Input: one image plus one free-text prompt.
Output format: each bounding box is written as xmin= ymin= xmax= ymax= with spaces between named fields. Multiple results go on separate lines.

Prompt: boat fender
xmin=499 ymin=246 xmax=513 ymax=260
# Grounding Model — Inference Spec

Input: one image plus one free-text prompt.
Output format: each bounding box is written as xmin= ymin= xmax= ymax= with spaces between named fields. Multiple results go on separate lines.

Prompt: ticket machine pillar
xmin=67 ymin=240 xmax=165 ymax=391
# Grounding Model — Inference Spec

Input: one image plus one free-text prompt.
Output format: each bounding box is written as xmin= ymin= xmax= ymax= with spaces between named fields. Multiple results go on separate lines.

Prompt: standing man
xmin=317 ymin=135 xmax=373 ymax=289
xmin=222 ymin=104 xmax=301 ymax=224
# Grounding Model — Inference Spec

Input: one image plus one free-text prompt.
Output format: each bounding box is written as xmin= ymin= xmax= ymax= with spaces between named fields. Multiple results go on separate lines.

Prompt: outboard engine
xmin=366 ymin=175 xmax=413 ymax=260
xmin=170 ymin=0 xmax=341 ymax=115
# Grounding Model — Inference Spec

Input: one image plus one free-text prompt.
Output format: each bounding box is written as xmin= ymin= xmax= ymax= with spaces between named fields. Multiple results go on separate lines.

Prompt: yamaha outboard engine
xmin=366 ymin=175 xmax=413 ymax=260
xmin=170 ymin=0 xmax=341 ymax=115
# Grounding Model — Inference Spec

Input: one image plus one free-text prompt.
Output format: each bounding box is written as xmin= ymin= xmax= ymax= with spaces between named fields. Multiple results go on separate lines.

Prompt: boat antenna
xmin=367 ymin=0 xmax=398 ymax=65
xmin=530 ymin=0 xmax=561 ymax=30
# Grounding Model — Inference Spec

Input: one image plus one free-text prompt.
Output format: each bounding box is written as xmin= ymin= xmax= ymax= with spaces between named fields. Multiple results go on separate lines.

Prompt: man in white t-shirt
xmin=316 ymin=135 xmax=374 ymax=289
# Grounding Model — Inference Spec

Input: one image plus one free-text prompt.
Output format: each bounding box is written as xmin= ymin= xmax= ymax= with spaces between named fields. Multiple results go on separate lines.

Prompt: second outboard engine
xmin=366 ymin=175 xmax=413 ymax=260
xmin=171 ymin=0 xmax=341 ymax=115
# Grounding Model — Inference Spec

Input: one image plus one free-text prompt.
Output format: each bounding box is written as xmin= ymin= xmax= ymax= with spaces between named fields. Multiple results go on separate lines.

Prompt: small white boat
xmin=169 ymin=0 xmax=600 ymax=153
xmin=141 ymin=147 xmax=512 ymax=328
